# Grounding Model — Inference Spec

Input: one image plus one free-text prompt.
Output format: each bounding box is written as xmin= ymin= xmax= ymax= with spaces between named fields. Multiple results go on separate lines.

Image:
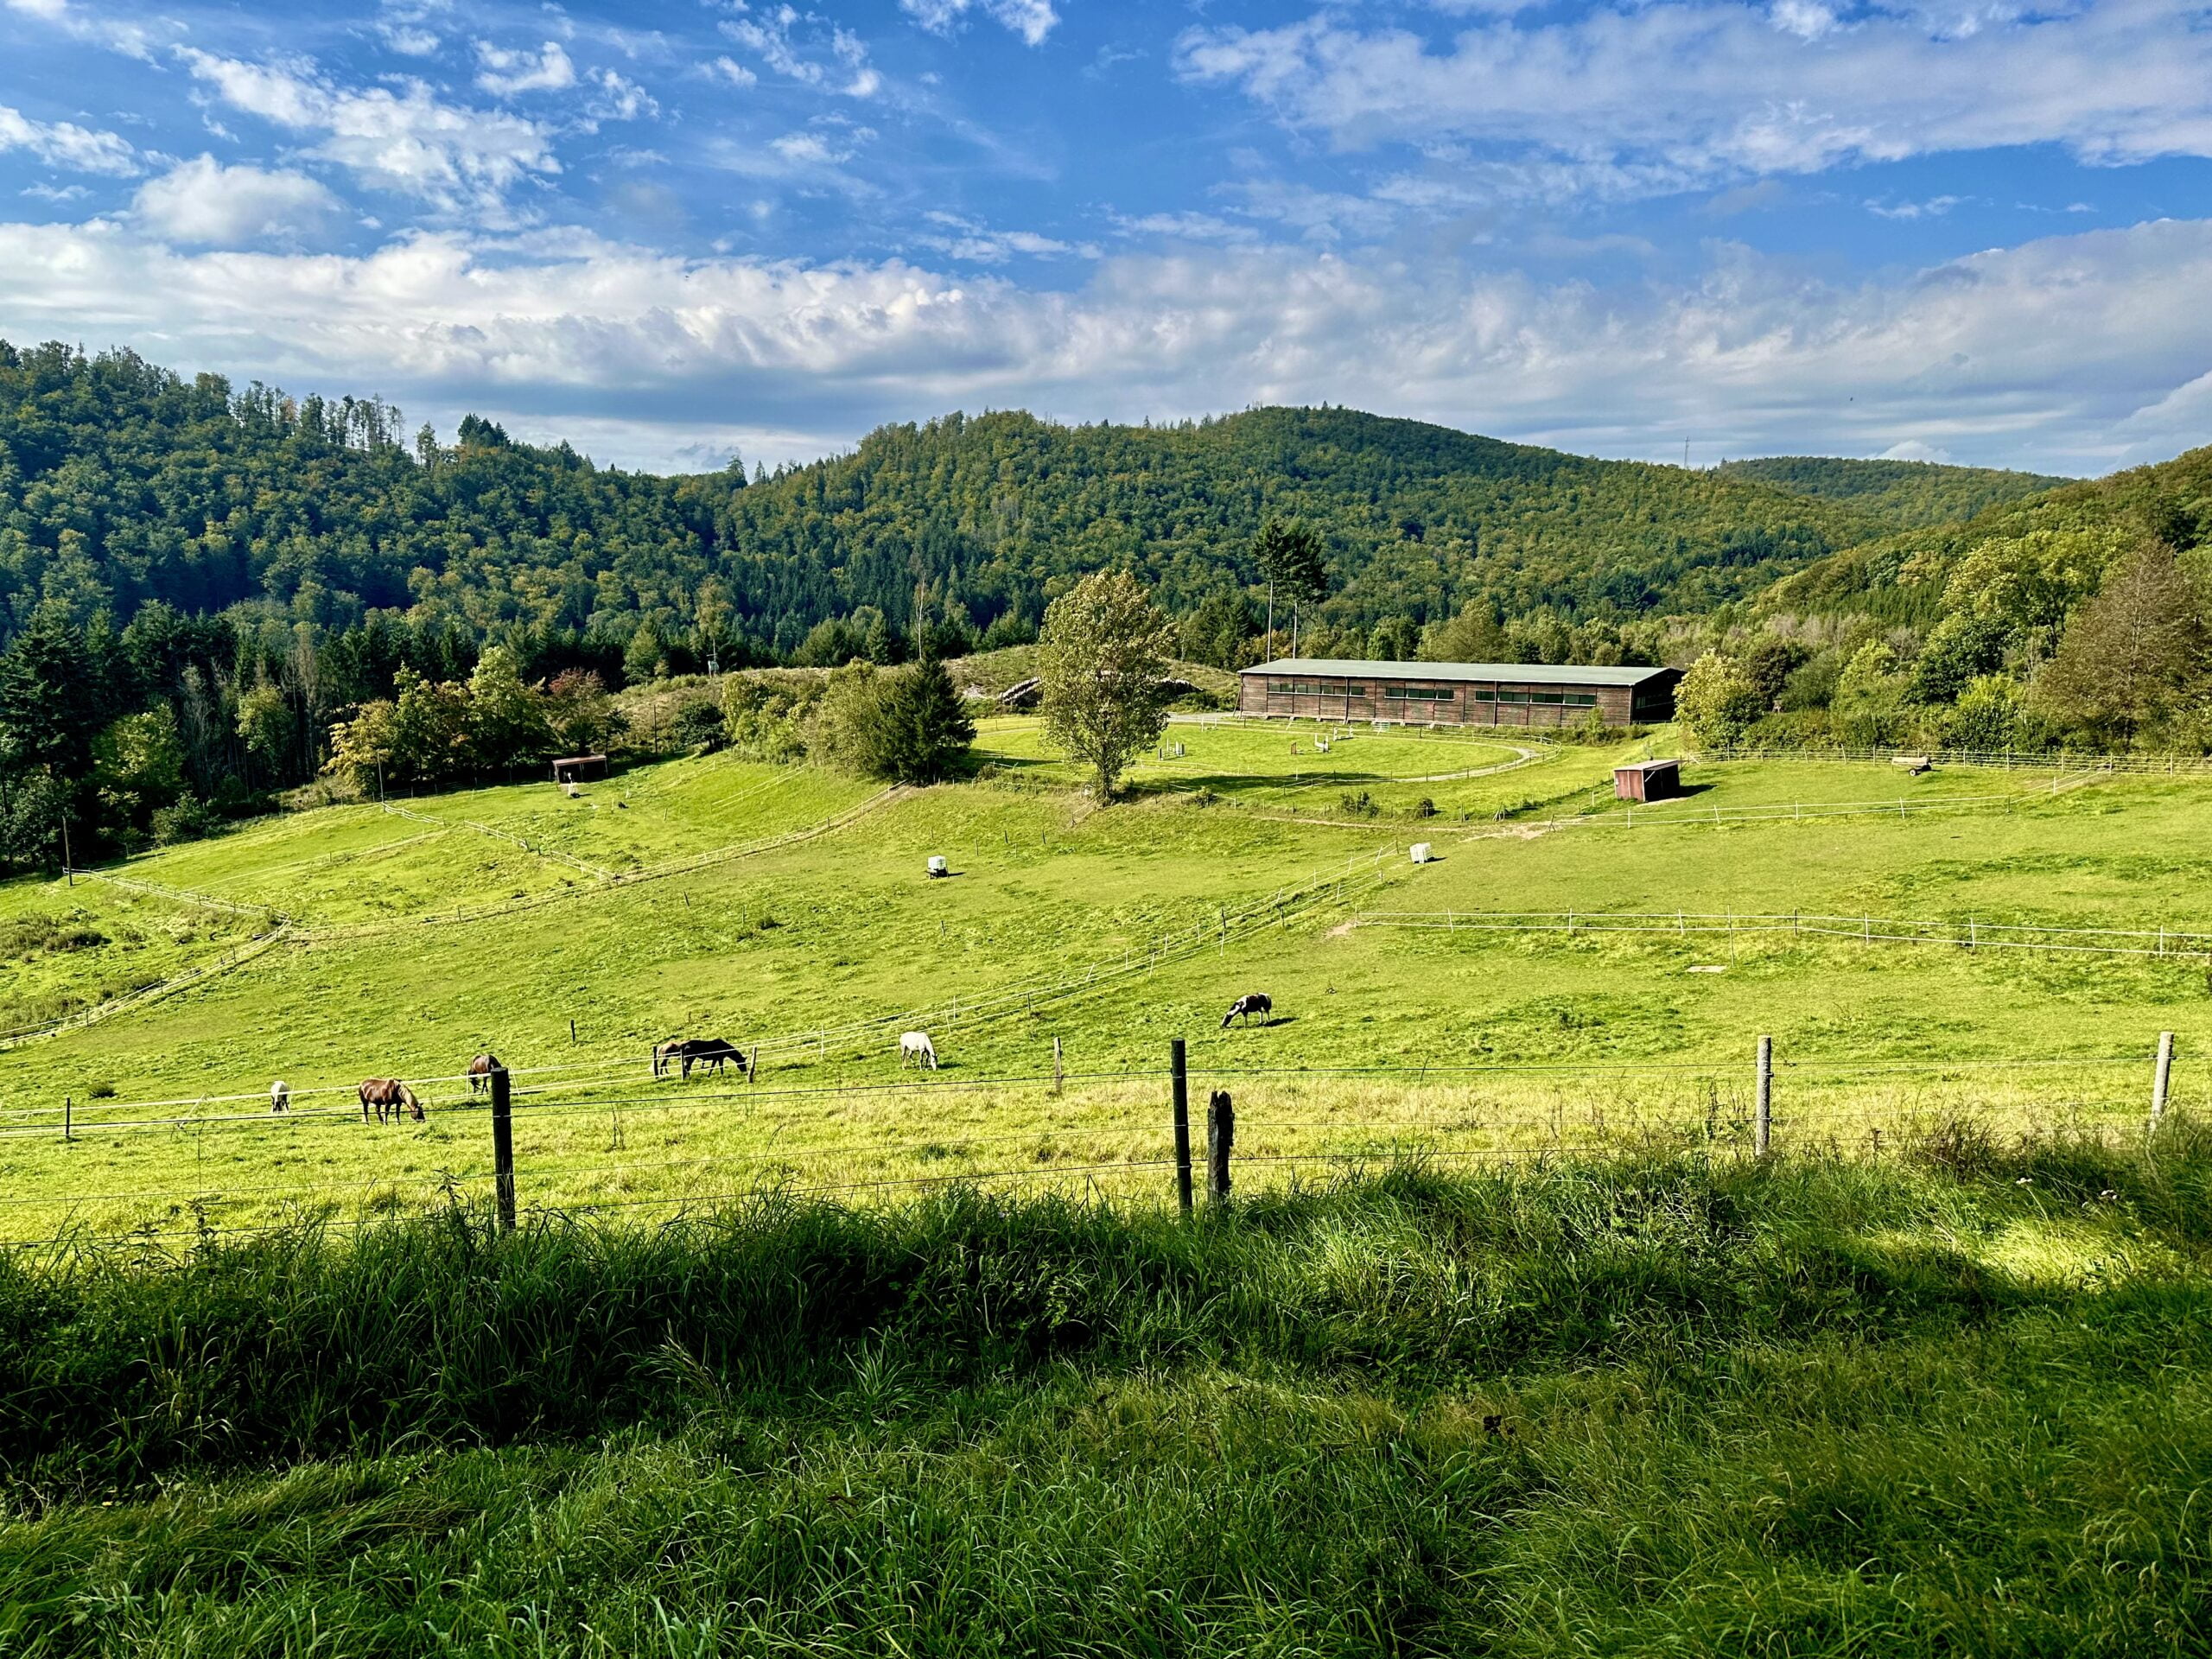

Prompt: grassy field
xmin=0 ymin=719 xmax=2205 ymax=1243
xmin=2 ymin=1141 xmax=2208 ymax=1656
xmin=4 ymin=711 xmax=2212 ymax=1655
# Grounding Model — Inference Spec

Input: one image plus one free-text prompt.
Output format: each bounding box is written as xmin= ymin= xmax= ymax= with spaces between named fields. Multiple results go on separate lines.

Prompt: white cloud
xmin=3 ymin=0 xmax=156 ymax=59
xmin=582 ymin=69 xmax=658 ymax=126
xmin=900 ymin=0 xmax=1060 ymax=48
xmin=709 ymin=56 xmax=759 ymax=88
xmin=3 ymin=212 xmax=2209 ymax=474
xmin=131 ymin=155 xmax=342 ymax=244
xmin=771 ymin=127 xmax=871 ymax=166
xmin=721 ymin=7 xmax=882 ymax=98
xmin=0 ymin=105 xmax=137 ymax=175
xmin=1879 ymin=439 xmax=1955 ymax=461
xmin=1175 ymin=3 xmax=2212 ymax=200
xmin=20 ymin=181 xmax=90 ymax=202
xmin=178 ymin=49 xmax=558 ymax=216
xmin=1867 ymin=194 xmax=1967 ymax=219
xmin=920 ymin=210 xmax=1080 ymax=262
xmin=474 ymin=41 xmax=576 ymax=98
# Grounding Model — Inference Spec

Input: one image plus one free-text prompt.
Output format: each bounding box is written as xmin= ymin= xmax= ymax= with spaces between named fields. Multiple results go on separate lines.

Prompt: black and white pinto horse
xmin=1221 ymin=993 xmax=1273 ymax=1028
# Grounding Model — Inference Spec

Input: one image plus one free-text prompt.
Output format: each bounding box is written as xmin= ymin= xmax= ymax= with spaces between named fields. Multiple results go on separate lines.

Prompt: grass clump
xmin=2 ymin=1141 xmax=2209 ymax=1655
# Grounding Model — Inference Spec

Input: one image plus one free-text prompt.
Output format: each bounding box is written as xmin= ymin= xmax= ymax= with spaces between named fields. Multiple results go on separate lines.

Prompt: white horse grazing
xmin=899 ymin=1032 xmax=938 ymax=1070
xmin=270 ymin=1080 xmax=290 ymax=1114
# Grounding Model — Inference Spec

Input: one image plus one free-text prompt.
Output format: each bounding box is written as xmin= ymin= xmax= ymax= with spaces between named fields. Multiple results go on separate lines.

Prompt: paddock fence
xmin=1352 ymin=907 xmax=2212 ymax=963
xmin=0 ymin=1033 xmax=2190 ymax=1252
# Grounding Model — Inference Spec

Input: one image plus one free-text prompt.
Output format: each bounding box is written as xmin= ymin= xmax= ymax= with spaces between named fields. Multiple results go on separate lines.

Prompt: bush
xmin=1339 ymin=790 xmax=1379 ymax=818
xmin=150 ymin=793 xmax=220 ymax=847
xmin=670 ymin=696 xmax=728 ymax=753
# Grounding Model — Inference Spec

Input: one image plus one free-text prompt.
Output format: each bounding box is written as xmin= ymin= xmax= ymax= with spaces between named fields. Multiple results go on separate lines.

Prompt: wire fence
xmin=2 ymin=1039 xmax=2187 ymax=1251
xmin=1354 ymin=907 xmax=2212 ymax=962
xmin=1703 ymin=745 xmax=2212 ymax=774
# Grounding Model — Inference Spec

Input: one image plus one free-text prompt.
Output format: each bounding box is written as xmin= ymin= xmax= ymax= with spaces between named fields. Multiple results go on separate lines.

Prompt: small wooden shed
xmin=551 ymin=753 xmax=608 ymax=785
xmin=1613 ymin=759 xmax=1682 ymax=803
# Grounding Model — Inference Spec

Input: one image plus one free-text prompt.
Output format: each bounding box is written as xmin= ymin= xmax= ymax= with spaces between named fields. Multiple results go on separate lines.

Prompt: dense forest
xmin=0 ymin=334 xmax=2188 ymax=869
xmin=1714 ymin=455 xmax=2069 ymax=530
xmin=1676 ymin=446 xmax=2212 ymax=754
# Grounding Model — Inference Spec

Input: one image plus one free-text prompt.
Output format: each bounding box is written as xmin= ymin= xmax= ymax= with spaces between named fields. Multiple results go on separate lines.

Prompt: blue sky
xmin=5 ymin=0 xmax=2212 ymax=476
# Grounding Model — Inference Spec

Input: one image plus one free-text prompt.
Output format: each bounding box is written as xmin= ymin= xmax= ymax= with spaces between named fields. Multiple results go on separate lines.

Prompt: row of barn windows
xmin=1266 ymin=681 xmax=1600 ymax=708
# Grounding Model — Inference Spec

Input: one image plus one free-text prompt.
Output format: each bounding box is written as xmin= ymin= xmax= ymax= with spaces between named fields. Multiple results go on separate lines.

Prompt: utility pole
xmin=60 ymin=812 xmax=73 ymax=887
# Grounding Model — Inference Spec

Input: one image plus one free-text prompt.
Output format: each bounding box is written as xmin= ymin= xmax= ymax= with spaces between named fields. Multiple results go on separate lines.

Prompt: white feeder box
xmin=927 ymin=855 xmax=949 ymax=879
xmin=1410 ymin=842 xmax=1433 ymax=865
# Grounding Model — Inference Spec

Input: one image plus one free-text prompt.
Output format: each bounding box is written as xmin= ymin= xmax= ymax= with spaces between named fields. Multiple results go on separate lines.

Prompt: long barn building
xmin=1237 ymin=658 xmax=1682 ymax=728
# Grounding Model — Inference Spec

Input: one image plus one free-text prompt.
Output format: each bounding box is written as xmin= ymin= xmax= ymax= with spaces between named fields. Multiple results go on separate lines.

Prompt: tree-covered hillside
xmin=715 ymin=406 xmax=1885 ymax=647
xmin=1715 ymin=456 xmax=2069 ymax=531
xmin=1674 ymin=446 xmax=2212 ymax=755
xmin=1 ymin=341 xmax=1885 ymax=664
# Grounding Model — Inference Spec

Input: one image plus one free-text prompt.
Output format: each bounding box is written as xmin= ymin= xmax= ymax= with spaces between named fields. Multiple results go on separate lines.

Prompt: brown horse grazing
xmin=468 ymin=1052 xmax=501 ymax=1092
xmin=652 ymin=1039 xmax=686 ymax=1078
xmin=359 ymin=1077 xmax=424 ymax=1123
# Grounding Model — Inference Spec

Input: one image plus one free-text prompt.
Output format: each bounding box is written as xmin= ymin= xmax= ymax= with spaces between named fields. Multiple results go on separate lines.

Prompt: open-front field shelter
xmin=1238 ymin=658 xmax=1683 ymax=728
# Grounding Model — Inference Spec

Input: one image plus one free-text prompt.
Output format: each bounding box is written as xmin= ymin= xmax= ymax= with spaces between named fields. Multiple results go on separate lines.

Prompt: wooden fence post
xmin=1171 ymin=1039 xmax=1192 ymax=1215
xmin=1755 ymin=1036 xmax=1772 ymax=1158
xmin=1053 ymin=1037 xmax=1064 ymax=1096
xmin=2152 ymin=1031 xmax=2175 ymax=1134
xmin=62 ymin=1096 xmax=71 ymax=1143
xmin=1207 ymin=1090 xmax=1235 ymax=1203
xmin=491 ymin=1065 xmax=516 ymax=1232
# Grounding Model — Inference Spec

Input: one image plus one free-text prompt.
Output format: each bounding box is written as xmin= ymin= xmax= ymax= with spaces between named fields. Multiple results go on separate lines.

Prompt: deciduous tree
xmin=1039 ymin=570 xmax=1174 ymax=798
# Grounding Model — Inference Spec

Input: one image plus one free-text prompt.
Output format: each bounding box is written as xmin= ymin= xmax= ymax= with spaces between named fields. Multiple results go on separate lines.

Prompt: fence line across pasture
xmin=1353 ymin=907 xmax=2212 ymax=963
xmin=1705 ymin=745 xmax=2212 ymax=775
xmin=3 ymin=1035 xmax=2188 ymax=1251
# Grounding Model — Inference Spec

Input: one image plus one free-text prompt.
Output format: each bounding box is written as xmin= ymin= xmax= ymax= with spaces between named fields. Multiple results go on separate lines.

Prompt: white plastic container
xmin=1411 ymin=842 xmax=1433 ymax=864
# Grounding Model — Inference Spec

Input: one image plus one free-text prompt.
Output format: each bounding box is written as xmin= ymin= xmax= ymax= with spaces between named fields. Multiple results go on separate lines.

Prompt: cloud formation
xmin=901 ymin=0 xmax=1061 ymax=48
xmin=131 ymin=155 xmax=342 ymax=242
xmin=0 ymin=104 xmax=137 ymax=175
xmin=1177 ymin=2 xmax=2212 ymax=199
xmin=178 ymin=49 xmax=560 ymax=216
xmin=0 ymin=211 xmax=2204 ymax=473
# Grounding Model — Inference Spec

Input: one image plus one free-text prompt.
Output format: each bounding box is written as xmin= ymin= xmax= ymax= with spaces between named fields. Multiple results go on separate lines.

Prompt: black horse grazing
xmin=685 ymin=1039 xmax=747 ymax=1079
xmin=1222 ymin=993 xmax=1273 ymax=1029
xmin=468 ymin=1052 xmax=501 ymax=1092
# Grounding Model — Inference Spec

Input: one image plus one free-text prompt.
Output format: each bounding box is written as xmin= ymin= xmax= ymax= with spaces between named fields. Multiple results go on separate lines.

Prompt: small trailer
xmin=551 ymin=753 xmax=608 ymax=785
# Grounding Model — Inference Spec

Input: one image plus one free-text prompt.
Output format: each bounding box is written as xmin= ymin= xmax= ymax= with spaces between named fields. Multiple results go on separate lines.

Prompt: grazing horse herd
xmin=270 ymin=995 xmax=1276 ymax=1121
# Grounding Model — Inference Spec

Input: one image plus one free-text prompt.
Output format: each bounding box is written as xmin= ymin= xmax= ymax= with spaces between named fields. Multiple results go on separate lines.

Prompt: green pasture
xmin=3 ymin=736 xmax=2212 ymax=1242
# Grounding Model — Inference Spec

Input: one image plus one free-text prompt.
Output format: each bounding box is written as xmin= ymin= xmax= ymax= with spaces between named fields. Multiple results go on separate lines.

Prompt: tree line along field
xmin=0 ymin=719 xmax=2206 ymax=1243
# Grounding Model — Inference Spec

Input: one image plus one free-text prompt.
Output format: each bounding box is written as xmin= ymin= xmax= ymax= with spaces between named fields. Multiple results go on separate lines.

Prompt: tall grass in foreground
xmin=2 ymin=1124 xmax=2209 ymax=1656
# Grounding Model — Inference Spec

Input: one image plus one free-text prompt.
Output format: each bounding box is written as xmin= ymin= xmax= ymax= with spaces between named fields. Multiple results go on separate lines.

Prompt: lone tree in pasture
xmin=1253 ymin=518 xmax=1329 ymax=658
xmin=1039 ymin=570 xmax=1175 ymax=799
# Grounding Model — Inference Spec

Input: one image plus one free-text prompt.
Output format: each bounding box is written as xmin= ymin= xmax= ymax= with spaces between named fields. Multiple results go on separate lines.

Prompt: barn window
xmin=1497 ymin=689 xmax=1529 ymax=703
xmin=1532 ymin=690 xmax=1565 ymax=705
xmin=1471 ymin=686 xmax=1496 ymax=702
xmin=1566 ymin=693 xmax=1598 ymax=708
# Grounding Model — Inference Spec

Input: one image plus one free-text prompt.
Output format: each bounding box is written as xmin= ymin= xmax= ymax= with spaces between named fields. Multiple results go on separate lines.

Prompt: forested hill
xmin=1759 ymin=443 xmax=2212 ymax=626
xmin=1714 ymin=456 xmax=2071 ymax=531
xmin=0 ymin=340 xmax=1887 ymax=664
xmin=715 ymin=406 xmax=1886 ymax=642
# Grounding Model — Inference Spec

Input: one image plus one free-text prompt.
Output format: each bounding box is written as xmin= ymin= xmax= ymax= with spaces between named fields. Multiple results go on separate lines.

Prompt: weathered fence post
xmin=491 ymin=1065 xmax=516 ymax=1232
xmin=62 ymin=1096 xmax=71 ymax=1143
xmin=1053 ymin=1037 xmax=1064 ymax=1096
xmin=1171 ymin=1039 xmax=1192 ymax=1215
xmin=1755 ymin=1035 xmax=1772 ymax=1158
xmin=2152 ymin=1031 xmax=2175 ymax=1134
xmin=1207 ymin=1090 xmax=1235 ymax=1203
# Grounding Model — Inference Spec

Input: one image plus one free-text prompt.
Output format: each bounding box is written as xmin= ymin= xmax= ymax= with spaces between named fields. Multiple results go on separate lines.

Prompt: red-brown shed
xmin=1613 ymin=759 xmax=1682 ymax=802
